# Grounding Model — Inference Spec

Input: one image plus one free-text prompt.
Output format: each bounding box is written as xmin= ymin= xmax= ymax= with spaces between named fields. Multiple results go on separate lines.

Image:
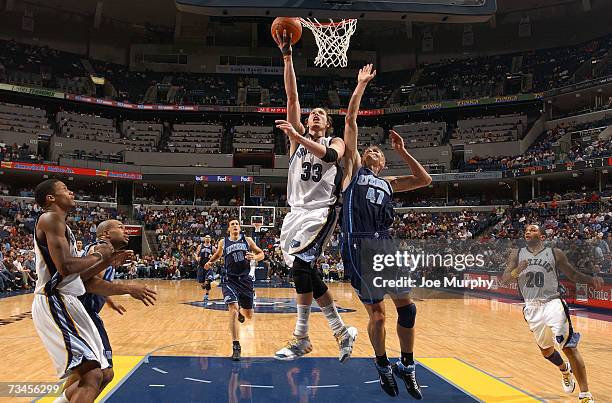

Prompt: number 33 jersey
xmin=288 ymin=135 xmax=342 ymax=209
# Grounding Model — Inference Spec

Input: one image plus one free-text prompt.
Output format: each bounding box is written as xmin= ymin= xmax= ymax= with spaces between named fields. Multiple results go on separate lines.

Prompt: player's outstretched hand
xmin=591 ymin=276 xmax=604 ymax=288
xmin=129 ymin=284 xmax=157 ymax=306
xmin=273 ymin=29 xmax=292 ymax=56
xmin=276 ymin=120 xmax=301 ymax=142
xmin=389 ymin=130 xmax=406 ymax=152
xmin=112 ymin=250 xmax=134 ymax=267
xmin=358 ymin=64 xmax=376 ymax=84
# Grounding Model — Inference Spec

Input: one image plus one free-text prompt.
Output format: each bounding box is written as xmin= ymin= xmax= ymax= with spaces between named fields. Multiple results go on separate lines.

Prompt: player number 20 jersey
xmin=517 ymin=247 xmax=561 ymax=303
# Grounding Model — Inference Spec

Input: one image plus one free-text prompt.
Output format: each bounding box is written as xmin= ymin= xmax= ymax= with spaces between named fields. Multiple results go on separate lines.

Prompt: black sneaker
xmin=238 ymin=311 xmax=245 ymax=323
xmin=375 ymin=362 xmax=399 ymax=397
xmin=393 ymin=361 xmax=423 ymax=400
xmin=232 ymin=344 xmax=241 ymax=361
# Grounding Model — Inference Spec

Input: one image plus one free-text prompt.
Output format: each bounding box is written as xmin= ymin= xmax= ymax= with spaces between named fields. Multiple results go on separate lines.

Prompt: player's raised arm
xmin=80 ymin=244 xmax=134 ymax=282
xmin=276 ymin=119 xmax=345 ymax=161
xmin=195 ymin=244 xmax=202 ymax=262
xmin=38 ymin=212 xmax=114 ymax=276
xmin=343 ymin=64 xmax=376 ymax=189
xmin=553 ymin=248 xmax=604 ymax=288
xmin=384 ymin=130 xmax=432 ymax=193
xmin=245 ymin=237 xmax=265 ymax=262
xmin=205 ymin=239 xmax=225 ymax=269
xmin=273 ymin=29 xmax=305 ymax=156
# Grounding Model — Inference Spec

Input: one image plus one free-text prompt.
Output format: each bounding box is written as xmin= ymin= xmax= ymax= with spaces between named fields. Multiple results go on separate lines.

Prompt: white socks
xmin=321 ymin=302 xmax=347 ymax=337
xmin=53 ymin=391 xmax=69 ymax=403
xmin=294 ymin=304 xmax=310 ymax=338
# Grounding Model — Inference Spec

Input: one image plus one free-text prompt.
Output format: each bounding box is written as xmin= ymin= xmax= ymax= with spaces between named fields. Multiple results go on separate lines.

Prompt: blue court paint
xmin=185 ymin=297 xmax=356 ymax=314
xmin=105 ymin=356 xmax=477 ymax=402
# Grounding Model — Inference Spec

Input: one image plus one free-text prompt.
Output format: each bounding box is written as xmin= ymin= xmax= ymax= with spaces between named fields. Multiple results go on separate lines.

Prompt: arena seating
xmin=452 ymin=114 xmax=527 ymax=145
xmin=393 ymin=121 xmax=447 ymax=149
xmin=166 ymin=122 xmax=223 ymax=154
xmin=0 ymin=102 xmax=50 ymax=162
xmin=232 ymin=124 xmax=275 ymax=152
xmin=2 ymin=34 xmax=612 ymax=110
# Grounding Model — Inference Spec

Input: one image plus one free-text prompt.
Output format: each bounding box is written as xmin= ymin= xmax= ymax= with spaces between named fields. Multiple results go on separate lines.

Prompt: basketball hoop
xmin=299 ymin=18 xmax=357 ymax=68
xmin=254 ymin=223 xmax=263 ymax=233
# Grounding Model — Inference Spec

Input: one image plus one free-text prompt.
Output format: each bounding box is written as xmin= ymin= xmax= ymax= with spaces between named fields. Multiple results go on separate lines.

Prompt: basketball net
xmin=254 ymin=223 xmax=263 ymax=233
xmin=300 ymin=18 xmax=357 ymax=68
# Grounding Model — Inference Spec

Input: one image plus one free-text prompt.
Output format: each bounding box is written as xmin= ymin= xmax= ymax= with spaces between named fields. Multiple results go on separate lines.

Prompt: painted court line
xmin=240 ymin=384 xmax=275 ymax=389
xmin=149 ymin=384 xmax=165 ymax=387
xmin=307 ymin=384 xmax=339 ymax=388
xmin=419 ymin=358 xmax=541 ymax=402
xmin=364 ymin=380 xmax=379 ymax=384
xmin=184 ymin=377 xmax=212 ymax=384
xmin=152 ymin=367 xmax=168 ymax=374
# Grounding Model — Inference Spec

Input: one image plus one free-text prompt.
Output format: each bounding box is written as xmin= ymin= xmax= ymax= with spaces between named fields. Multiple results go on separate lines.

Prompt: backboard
xmin=176 ymin=0 xmax=496 ymax=22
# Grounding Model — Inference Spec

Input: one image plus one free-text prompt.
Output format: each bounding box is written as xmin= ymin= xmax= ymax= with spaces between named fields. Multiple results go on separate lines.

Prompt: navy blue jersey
xmin=341 ymin=166 xmax=394 ymax=234
xmin=199 ymin=244 xmax=214 ymax=263
xmin=78 ymin=241 xmax=115 ymax=314
xmin=223 ymin=234 xmax=250 ymax=277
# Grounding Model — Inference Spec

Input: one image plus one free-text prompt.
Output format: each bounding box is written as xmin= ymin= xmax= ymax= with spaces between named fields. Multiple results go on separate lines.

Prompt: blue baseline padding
xmin=105 ymin=356 xmax=478 ymax=403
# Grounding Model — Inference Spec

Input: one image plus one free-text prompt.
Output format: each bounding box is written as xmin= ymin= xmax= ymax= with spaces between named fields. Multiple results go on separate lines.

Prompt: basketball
xmin=271 ymin=17 xmax=302 ymax=45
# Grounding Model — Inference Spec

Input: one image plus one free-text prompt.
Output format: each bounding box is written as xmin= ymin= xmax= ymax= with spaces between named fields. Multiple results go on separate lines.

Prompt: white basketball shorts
xmin=32 ymin=293 xmax=109 ymax=379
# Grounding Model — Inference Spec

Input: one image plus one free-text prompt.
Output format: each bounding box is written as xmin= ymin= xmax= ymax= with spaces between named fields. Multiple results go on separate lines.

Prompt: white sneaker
xmin=274 ymin=336 xmax=313 ymax=361
xmin=336 ymin=326 xmax=358 ymax=363
xmin=578 ymin=392 xmax=594 ymax=403
xmin=561 ymin=361 xmax=576 ymax=393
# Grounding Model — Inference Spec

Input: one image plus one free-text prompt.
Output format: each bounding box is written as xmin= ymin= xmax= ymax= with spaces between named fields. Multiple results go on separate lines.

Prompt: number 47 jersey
xmin=342 ymin=166 xmax=394 ymax=234
xmin=288 ymin=135 xmax=343 ymax=209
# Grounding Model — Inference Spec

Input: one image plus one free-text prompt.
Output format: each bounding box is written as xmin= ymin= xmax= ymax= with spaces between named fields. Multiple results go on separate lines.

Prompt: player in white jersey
xmin=31 ymin=179 xmax=130 ymax=403
xmin=76 ymin=240 xmax=86 ymax=257
xmin=272 ymin=29 xmax=357 ymax=362
xmin=502 ymin=224 xmax=603 ymax=403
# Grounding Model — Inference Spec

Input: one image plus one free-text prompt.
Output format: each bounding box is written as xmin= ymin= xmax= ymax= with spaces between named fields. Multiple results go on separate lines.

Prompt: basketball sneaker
xmin=375 ymin=362 xmax=399 ymax=397
xmin=232 ymin=343 xmax=241 ymax=361
xmin=336 ymin=326 xmax=358 ymax=363
xmin=203 ymin=294 xmax=209 ymax=302
xmin=274 ymin=336 xmax=313 ymax=361
xmin=561 ymin=361 xmax=576 ymax=393
xmin=578 ymin=392 xmax=595 ymax=402
xmin=393 ymin=361 xmax=423 ymax=400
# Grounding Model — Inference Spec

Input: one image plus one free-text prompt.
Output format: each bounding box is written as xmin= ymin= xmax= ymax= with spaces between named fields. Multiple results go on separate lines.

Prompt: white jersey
xmin=288 ymin=135 xmax=342 ymax=209
xmin=34 ymin=217 xmax=85 ymax=297
xmin=517 ymin=246 xmax=561 ymax=303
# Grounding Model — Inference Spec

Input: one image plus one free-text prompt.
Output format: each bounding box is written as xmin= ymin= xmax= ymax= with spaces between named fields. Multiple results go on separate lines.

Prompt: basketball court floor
xmin=0 ymin=280 xmax=610 ymax=402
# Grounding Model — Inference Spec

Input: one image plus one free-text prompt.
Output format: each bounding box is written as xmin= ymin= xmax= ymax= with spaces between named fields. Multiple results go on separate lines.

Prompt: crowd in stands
xmin=461 ymin=115 xmax=612 ymax=172
xmin=0 ymin=191 xmax=609 ymax=294
xmin=1 ymin=33 xmax=612 ymax=110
